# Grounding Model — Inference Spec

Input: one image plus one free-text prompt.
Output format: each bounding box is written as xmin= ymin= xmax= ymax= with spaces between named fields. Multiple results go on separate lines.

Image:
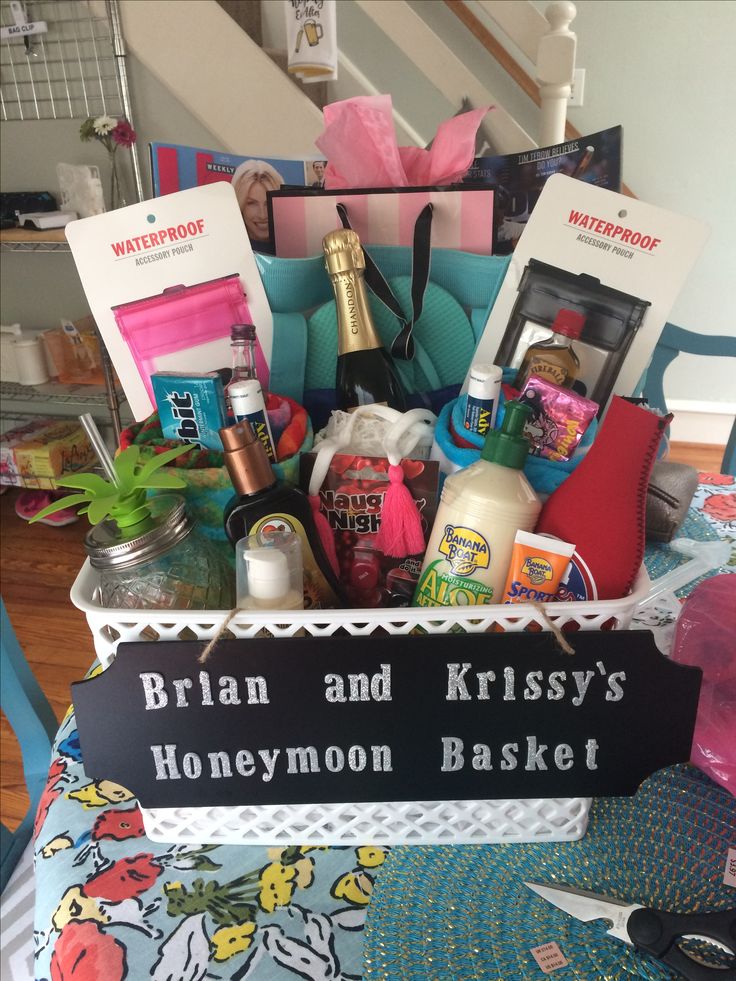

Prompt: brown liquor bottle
xmin=515 ymin=308 xmax=585 ymax=390
xmin=220 ymin=420 xmax=344 ymax=609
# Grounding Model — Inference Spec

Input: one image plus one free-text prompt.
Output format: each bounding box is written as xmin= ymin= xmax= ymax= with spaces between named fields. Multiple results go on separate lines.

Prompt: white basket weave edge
xmin=69 ymin=561 xmax=649 ymax=847
xmin=70 ymin=560 xmax=651 ymax=670
xmin=140 ymin=796 xmax=592 ymax=847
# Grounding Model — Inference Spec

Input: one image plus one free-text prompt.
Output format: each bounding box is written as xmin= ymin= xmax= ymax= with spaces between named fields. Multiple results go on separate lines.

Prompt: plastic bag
xmin=671 ymin=574 xmax=736 ymax=794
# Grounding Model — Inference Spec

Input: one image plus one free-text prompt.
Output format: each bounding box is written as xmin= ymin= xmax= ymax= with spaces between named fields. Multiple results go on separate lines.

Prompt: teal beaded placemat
xmin=364 ymin=765 xmax=736 ymax=980
xmin=645 ymin=507 xmax=729 ymax=598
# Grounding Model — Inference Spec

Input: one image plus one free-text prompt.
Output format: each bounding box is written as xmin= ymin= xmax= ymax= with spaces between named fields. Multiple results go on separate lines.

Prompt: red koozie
xmin=536 ymin=397 xmax=671 ymax=600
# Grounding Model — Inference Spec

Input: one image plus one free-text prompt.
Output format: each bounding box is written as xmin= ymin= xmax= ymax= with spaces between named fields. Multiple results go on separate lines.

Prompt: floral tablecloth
xmin=32 ymin=474 xmax=735 ymax=980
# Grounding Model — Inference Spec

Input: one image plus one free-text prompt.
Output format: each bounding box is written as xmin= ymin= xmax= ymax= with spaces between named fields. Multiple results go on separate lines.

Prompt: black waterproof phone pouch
xmin=495 ymin=258 xmax=651 ymax=412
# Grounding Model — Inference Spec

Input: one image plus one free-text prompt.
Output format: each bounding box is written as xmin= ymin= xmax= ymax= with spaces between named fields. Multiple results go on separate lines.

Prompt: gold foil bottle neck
xmin=323 ymin=228 xmax=366 ymax=276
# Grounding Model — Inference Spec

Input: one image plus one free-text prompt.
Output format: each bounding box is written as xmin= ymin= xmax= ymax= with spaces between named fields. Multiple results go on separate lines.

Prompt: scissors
xmin=525 ymin=881 xmax=736 ymax=980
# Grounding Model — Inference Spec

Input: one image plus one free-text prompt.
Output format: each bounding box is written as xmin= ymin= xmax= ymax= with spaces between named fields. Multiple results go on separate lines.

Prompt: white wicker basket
xmin=70 ymin=561 xmax=651 ymax=847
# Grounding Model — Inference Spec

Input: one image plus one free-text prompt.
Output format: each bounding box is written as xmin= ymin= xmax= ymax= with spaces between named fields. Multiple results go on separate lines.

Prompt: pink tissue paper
xmin=316 ymin=94 xmax=492 ymax=189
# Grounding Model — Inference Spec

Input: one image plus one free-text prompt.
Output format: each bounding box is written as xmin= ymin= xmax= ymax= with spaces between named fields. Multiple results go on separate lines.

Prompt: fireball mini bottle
xmin=413 ymin=402 xmax=541 ymax=608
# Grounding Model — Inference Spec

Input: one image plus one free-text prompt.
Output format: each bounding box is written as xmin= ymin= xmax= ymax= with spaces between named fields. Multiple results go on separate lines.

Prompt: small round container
xmin=14 ymin=336 xmax=49 ymax=385
xmin=85 ymin=494 xmax=233 ymax=610
xmin=236 ymin=530 xmax=303 ymax=611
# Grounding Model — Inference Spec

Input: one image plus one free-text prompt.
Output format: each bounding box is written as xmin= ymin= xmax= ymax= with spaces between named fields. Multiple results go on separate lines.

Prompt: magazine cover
xmin=463 ymin=126 xmax=622 ymax=253
xmin=150 ymin=142 xmax=327 ymax=251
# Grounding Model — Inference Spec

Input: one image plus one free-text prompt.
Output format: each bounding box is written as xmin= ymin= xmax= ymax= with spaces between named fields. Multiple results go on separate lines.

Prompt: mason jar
xmin=85 ymin=494 xmax=233 ymax=610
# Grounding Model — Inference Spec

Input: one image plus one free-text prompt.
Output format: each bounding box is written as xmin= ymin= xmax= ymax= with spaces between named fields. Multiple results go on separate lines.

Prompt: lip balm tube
xmin=502 ymin=530 xmax=575 ymax=604
xmin=464 ymin=363 xmax=502 ymax=437
xmin=229 ymin=380 xmax=276 ymax=462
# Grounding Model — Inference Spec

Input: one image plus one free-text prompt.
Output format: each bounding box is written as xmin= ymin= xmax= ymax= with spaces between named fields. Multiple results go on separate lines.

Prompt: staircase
xmin=215 ymin=0 xmax=329 ymax=111
xmin=117 ymin=0 xmax=577 ymax=157
xmin=118 ymin=0 xmax=324 ymax=155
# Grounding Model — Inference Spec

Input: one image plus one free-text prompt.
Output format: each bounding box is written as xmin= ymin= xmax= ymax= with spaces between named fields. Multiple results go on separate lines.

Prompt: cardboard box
xmin=1 ymin=419 xmax=52 ymax=486
xmin=41 ymin=315 xmax=106 ymax=385
xmin=1 ymin=418 xmax=95 ymax=489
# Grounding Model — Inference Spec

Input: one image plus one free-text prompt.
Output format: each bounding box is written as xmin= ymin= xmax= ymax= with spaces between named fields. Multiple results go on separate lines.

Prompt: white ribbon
xmin=308 ymin=406 xmax=436 ymax=496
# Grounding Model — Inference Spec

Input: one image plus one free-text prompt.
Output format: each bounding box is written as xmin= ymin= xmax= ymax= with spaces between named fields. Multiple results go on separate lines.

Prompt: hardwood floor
xmin=0 ymin=441 xmax=728 ymax=831
xmin=1 ymin=490 xmax=92 ymax=831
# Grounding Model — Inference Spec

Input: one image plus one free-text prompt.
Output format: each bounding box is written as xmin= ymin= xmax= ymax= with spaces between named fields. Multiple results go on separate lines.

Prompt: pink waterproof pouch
xmin=112 ymin=274 xmax=269 ymax=403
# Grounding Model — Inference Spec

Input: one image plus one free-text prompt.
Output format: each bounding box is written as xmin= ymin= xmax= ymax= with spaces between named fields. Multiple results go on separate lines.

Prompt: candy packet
xmin=518 ymin=375 xmax=598 ymax=461
xmin=301 ymin=452 xmax=440 ymax=608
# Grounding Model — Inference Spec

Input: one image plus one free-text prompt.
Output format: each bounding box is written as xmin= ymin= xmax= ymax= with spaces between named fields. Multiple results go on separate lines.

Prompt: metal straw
xmin=79 ymin=413 xmax=120 ymax=487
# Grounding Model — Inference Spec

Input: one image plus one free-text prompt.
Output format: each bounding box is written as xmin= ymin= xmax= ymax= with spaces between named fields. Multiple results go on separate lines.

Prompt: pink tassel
xmin=309 ymin=493 xmax=340 ymax=576
xmin=375 ymin=463 xmax=426 ymax=558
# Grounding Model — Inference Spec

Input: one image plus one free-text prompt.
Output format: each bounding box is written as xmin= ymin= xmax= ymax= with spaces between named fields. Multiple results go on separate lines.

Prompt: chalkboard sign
xmin=72 ymin=631 xmax=701 ymax=808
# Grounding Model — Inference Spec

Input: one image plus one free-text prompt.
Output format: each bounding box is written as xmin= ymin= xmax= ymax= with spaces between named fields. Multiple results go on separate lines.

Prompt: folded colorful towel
xmin=433 ymin=385 xmax=597 ymax=497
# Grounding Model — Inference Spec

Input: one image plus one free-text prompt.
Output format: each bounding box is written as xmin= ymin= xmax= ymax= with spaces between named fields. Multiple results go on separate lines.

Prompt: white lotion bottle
xmin=414 ymin=402 xmax=541 ymax=608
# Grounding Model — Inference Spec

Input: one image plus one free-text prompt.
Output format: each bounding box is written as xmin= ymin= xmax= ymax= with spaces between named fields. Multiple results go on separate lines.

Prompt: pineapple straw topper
xmin=30 ymin=413 xmax=193 ymax=528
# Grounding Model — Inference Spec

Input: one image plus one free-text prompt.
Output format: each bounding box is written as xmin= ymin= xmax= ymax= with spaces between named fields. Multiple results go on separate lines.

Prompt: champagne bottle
xmin=323 ymin=229 xmax=407 ymax=412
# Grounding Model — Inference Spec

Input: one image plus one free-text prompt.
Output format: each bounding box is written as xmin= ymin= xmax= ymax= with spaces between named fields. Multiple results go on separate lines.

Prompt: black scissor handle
xmin=628 ymin=906 xmax=736 ymax=980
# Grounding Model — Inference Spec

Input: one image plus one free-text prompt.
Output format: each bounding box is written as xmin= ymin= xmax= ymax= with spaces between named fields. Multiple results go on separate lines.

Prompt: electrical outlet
xmin=569 ymin=68 xmax=585 ymax=107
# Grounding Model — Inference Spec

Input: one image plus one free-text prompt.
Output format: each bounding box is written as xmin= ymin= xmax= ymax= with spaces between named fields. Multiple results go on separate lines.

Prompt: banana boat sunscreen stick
xmin=502 ymin=530 xmax=575 ymax=604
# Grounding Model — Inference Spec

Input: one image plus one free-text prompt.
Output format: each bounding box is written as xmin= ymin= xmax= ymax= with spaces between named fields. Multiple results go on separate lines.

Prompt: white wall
xmin=557 ymin=0 xmax=736 ymax=411
xmin=1 ymin=53 xmax=222 ymax=329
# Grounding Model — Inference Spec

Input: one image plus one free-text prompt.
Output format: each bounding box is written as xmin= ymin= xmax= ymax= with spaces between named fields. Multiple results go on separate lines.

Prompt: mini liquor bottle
xmin=224 ymin=323 xmax=259 ymax=416
xmin=515 ymin=308 xmax=584 ymax=390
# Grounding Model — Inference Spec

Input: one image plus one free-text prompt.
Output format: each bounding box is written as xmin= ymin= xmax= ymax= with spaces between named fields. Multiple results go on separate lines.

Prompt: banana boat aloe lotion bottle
xmin=413 ymin=402 xmax=541 ymax=608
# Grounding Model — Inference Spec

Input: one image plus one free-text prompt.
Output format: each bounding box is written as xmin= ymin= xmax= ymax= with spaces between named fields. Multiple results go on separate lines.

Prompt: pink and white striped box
xmin=268 ymin=186 xmax=495 ymax=258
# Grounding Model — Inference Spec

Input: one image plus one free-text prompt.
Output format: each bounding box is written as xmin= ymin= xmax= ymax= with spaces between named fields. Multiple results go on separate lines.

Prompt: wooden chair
xmin=1 ymin=597 xmax=57 ymax=893
xmin=640 ymin=323 xmax=736 ymax=476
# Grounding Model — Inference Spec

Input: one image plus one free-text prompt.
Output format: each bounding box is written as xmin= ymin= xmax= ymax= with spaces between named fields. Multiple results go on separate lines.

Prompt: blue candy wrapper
xmin=151 ymin=372 xmax=227 ymax=450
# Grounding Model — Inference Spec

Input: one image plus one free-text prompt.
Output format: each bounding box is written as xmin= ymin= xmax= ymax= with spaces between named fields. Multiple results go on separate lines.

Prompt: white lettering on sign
xmin=445 ymin=663 xmax=627 ymax=705
xmin=440 ymin=736 xmax=600 ymax=773
xmin=324 ymin=664 xmax=392 ymax=702
xmin=151 ymin=742 xmax=393 ymax=782
xmin=139 ymin=670 xmax=269 ymax=709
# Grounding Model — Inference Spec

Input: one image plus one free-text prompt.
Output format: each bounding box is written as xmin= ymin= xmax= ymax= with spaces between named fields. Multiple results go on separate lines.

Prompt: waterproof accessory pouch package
xmin=471 ymin=174 xmax=709 ymax=413
xmin=112 ymin=274 xmax=269 ymax=406
xmin=495 ymin=258 xmax=650 ymax=409
xmin=65 ymin=183 xmax=274 ymax=421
